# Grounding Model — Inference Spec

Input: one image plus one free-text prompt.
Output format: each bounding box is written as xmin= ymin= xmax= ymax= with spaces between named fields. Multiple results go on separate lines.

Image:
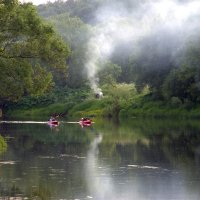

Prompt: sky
xmin=21 ymin=0 xmax=58 ymax=5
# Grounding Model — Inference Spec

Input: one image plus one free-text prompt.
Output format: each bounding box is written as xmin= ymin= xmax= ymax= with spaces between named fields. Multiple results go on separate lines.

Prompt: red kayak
xmin=79 ymin=118 xmax=92 ymax=127
xmin=48 ymin=119 xmax=59 ymax=126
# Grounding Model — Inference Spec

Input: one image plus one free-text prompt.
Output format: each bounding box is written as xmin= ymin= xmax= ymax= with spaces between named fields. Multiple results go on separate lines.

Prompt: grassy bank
xmin=5 ymin=87 xmax=90 ymax=120
xmin=6 ymin=102 xmax=72 ymax=120
xmin=70 ymin=97 xmax=200 ymax=119
xmin=6 ymin=97 xmax=200 ymax=120
xmin=120 ymin=101 xmax=200 ymax=119
xmin=6 ymin=100 xmax=105 ymax=120
xmin=5 ymin=84 xmax=200 ymax=120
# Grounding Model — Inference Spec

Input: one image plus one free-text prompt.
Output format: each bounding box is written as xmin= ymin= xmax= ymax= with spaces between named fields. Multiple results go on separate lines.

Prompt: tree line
xmin=39 ymin=0 xmax=200 ymax=106
xmin=0 ymin=0 xmax=69 ymax=112
xmin=1 ymin=0 xmax=200 ymax=116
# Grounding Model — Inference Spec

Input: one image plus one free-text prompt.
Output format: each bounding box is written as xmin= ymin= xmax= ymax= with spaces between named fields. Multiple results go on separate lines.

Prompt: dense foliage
xmin=0 ymin=134 xmax=7 ymax=154
xmin=48 ymin=13 xmax=91 ymax=87
xmin=0 ymin=0 xmax=70 ymax=109
xmin=3 ymin=0 xmax=200 ymax=118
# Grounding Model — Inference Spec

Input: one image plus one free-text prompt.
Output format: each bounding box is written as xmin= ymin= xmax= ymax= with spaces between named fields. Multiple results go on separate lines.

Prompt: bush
xmin=183 ymin=99 xmax=194 ymax=110
xmin=170 ymin=97 xmax=182 ymax=108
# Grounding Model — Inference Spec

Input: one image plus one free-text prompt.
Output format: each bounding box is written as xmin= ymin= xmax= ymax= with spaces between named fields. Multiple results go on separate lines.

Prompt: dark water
xmin=0 ymin=119 xmax=200 ymax=200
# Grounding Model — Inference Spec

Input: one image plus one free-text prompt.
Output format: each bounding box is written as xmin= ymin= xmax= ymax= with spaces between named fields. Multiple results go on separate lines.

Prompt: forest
xmin=1 ymin=0 xmax=200 ymax=119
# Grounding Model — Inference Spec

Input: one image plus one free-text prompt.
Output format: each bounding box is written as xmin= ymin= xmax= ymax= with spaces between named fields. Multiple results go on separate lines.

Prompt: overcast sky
xmin=21 ymin=0 xmax=58 ymax=5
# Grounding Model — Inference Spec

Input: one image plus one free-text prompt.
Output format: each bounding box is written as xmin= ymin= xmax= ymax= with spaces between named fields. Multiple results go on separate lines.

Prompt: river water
xmin=0 ymin=118 xmax=200 ymax=200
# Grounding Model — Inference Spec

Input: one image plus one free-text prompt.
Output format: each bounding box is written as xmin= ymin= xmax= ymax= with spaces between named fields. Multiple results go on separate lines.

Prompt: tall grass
xmin=7 ymin=102 xmax=72 ymax=120
xmin=6 ymin=84 xmax=200 ymax=120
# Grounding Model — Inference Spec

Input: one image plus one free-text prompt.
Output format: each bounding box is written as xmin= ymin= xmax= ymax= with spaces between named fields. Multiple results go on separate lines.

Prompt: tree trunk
xmin=0 ymin=108 xmax=2 ymax=118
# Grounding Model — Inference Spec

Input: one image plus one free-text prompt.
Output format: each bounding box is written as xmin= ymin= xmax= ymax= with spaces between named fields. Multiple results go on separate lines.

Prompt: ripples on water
xmin=0 ymin=119 xmax=200 ymax=200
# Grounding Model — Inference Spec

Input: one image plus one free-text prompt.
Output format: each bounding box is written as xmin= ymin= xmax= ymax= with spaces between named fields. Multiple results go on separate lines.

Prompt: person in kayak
xmin=79 ymin=117 xmax=92 ymax=128
xmin=49 ymin=116 xmax=56 ymax=122
xmin=49 ymin=116 xmax=56 ymax=121
xmin=81 ymin=117 xmax=89 ymax=121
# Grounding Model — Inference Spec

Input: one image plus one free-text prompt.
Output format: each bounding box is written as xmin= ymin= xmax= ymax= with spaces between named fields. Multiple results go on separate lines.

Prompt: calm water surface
xmin=0 ymin=119 xmax=200 ymax=200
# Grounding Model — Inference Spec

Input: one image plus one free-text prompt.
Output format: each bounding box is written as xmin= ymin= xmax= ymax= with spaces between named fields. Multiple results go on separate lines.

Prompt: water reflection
xmin=85 ymin=134 xmax=114 ymax=199
xmin=0 ymin=134 xmax=7 ymax=154
xmin=0 ymin=119 xmax=200 ymax=199
xmin=84 ymin=119 xmax=200 ymax=200
xmin=85 ymin=143 xmax=194 ymax=200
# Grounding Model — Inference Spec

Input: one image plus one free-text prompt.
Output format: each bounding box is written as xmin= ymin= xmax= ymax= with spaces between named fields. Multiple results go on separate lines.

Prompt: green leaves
xmin=48 ymin=13 xmax=90 ymax=87
xmin=30 ymin=64 xmax=54 ymax=96
xmin=98 ymin=61 xmax=121 ymax=85
xmin=0 ymin=58 xmax=31 ymax=102
xmin=162 ymin=65 xmax=200 ymax=103
xmin=0 ymin=134 xmax=7 ymax=154
xmin=0 ymin=0 xmax=70 ymax=105
xmin=102 ymin=83 xmax=137 ymax=117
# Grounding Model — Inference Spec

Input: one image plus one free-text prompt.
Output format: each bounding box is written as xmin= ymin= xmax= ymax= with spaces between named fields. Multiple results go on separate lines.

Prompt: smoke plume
xmin=85 ymin=0 xmax=200 ymax=93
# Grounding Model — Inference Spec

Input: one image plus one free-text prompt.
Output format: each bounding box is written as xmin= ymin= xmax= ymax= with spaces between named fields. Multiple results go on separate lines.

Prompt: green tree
xmin=98 ymin=60 xmax=122 ymax=85
xmin=162 ymin=65 xmax=200 ymax=103
xmin=49 ymin=13 xmax=91 ymax=88
xmin=0 ymin=0 xmax=70 ymax=109
xmin=38 ymin=0 xmax=101 ymax=25
xmin=102 ymin=83 xmax=137 ymax=117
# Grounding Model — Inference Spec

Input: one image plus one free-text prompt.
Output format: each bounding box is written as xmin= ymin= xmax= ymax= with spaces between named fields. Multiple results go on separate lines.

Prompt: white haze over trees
xmin=85 ymin=0 xmax=200 ymax=94
xmin=21 ymin=0 xmax=58 ymax=5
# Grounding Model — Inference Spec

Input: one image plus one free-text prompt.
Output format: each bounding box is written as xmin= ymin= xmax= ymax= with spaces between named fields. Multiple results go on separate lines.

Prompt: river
xmin=0 ymin=118 xmax=200 ymax=200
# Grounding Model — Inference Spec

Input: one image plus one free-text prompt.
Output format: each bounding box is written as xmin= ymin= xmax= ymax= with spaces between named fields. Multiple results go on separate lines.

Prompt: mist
xmin=85 ymin=0 xmax=200 ymax=93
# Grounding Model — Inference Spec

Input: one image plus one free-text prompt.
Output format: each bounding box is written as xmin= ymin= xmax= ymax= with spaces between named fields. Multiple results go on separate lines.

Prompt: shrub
xmin=170 ymin=97 xmax=182 ymax=107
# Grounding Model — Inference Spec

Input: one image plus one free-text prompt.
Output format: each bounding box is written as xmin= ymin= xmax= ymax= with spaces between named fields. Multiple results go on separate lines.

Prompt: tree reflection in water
xmin=0 ymin=119 xmax=200 ymax=199
xmin=85 ymin=134 xmax=115 ymax=199
xmin=83 ymin=119 xmax=200 ymax=200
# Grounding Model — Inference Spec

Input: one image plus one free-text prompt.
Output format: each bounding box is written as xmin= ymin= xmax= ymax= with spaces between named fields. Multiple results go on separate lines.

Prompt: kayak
xmin=79 ymin=119 xmax=92 ymax=127
xmin=48 ymin=120 xmax=59 ymax=126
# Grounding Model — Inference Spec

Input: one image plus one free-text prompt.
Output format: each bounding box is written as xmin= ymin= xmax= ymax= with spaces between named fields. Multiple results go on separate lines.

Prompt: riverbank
xmin=5 ymin=97 xmax=200 ymax=120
